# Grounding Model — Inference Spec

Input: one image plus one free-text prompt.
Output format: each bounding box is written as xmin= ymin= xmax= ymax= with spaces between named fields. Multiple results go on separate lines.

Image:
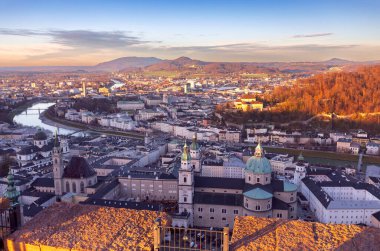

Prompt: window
xmin=255 ymin=205 xmax=261 ymax=210
xmin=198 ymin=208 xmax=203 ymax=212
xmin=184 ymin=177 xmax=187 ymax=183
xmin=199 ymin=216 xmax=202 ymax=219
xmin=290 ymin=197 xmax=294 ymax=201
xmin=266 ymin=177 xmax=268 ymax=181
xmin=222 ymin=209 xmax=226 ymax=214
xmin=267 ymin=204 xmax=271 ymax=209
xmin=248 ymin=176 xmax=251 ymax=181
xmin=210 ymin=208 xmax=214 ymax=213
xmin=222 ymin=217 xmax=226 ymax=221
xmin=277 ymin=213 xmax=283 ymax=218
xmin=210 ymin=217 xmax=214 ymax=220
xmin=54 ymin=159 xmax=58 ymax=164
xmin=257 ymin=177 xmax=260 ymax=183
xmin=234 ymin=210 xmax=239 ymax=214
xmin=80 ymin=181 xmax=85 ymax=193
xmin=184 ymin=197 xmax=187 ymax=202
xmin=66 ymin=181 xmax=70 ymax=192
xmin=72 ymin=182 xmax=77 ymax=193
xmin=88 ymin=180 xmax=92 ymax=186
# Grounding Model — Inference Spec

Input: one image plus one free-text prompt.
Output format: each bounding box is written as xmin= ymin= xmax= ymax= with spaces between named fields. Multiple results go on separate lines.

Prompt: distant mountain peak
xmin=93 ymin=56 xmax=162 ymax=71
xmin=324 ymin=58 xmax=352 ymax=64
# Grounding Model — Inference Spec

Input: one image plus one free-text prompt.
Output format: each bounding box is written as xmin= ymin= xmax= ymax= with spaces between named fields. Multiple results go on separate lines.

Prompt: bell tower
xmin=53 ymin=132 xmax=64 ymax=197
xmin=294 ymin=153 xmax=307 ymax=188
xmin=190 ymin=134 xmax=201 ymax=174
xmin=178 ymin=143 xmax=194 ymax=226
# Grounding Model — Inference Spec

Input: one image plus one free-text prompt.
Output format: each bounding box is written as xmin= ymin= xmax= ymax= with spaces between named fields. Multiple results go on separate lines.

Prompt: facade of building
xmin=300 ymin=169 xmax=380 ymax=227
xmin=117 ymin=100 xmax=145 ymax=110
xmin=174 ymin=142 xmax=298 ymax=228
xmin=53 ymin=137 xmax=97 ymax=197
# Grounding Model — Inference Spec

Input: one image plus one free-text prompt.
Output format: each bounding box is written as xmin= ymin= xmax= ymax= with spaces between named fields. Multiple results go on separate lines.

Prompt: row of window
xmin=248 ymin=176 xmax=269 ymax=183
xmin=330 ymin=215 xmax=367 ymax=219
xmin=198 ymin=216 xmax=228 ymax=221
xmin=245 ymin=204 xmax=271 ymax=210
xmin=197 ymin=207 xmax=239 ymax=214
xmin=65 ymin=180 xmax=87 ymax=194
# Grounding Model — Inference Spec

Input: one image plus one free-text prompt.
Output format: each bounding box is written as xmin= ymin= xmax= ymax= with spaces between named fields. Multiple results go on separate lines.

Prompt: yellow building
xmin=234 ymin=94 xmax=263 ymax=111
xmin=98 ymin=87 xmax=110 ymax=96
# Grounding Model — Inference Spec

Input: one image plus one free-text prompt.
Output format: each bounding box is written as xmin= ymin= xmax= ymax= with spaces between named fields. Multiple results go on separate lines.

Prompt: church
xmin=175 ymin=138 xmax=298 ymax=228
xmin=52 ymin=136 xmax=97 ymax=196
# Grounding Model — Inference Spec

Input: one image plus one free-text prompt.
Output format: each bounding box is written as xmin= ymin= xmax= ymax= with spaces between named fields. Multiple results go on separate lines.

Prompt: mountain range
xmin=0 ymin=56 xmax=379 ymax=74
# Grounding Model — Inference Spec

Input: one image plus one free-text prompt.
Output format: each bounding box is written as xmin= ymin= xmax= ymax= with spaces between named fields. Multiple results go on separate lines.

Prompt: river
xmin=13 ymin=102 xmax=80 ymax=135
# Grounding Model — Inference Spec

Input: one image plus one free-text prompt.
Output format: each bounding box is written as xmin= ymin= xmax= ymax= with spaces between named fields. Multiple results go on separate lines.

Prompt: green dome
xmin=297 ymin=152 xmax=305 ymax=162
xmin=34 ymin=129 xmax=47 ymax=140
xmin=284 ymin=181 xmax=298 ymax=192
xmin=190 ymin=134 xmax=199 ymax=150
xmin=245 ymin=143 xmax=272 ymax=174
xmin=244 ymin=187 xmax=273 ymax=200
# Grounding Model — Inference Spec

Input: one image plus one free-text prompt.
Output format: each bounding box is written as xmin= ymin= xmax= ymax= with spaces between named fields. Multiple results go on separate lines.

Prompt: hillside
xmin=144 ymin=56 xmax=206 ymax=71
xmin=93 ymin=56 xmax=162 ymax=71
xmin=1 ymin=57 xmax=379 ymax=74
xmin=271 ymin=65 xmax=380 ymax=115
xmin=132 ymin=57 xmax=377 ymax=75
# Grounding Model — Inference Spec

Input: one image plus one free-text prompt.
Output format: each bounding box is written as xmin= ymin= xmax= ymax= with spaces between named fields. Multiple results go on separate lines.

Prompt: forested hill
xmin=270 ymin=65 xmax=380 ymax=115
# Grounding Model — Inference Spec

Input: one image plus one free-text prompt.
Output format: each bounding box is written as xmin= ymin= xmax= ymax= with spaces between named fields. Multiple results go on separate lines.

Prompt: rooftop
xmin=8 ymin=202 xmax=170 ymax=250
xmin=231 ymin=216 xmax=380 ymax=251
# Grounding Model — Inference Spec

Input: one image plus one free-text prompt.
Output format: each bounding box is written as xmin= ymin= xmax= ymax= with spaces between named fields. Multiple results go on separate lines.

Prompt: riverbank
xmin=264 ymin=146 xmax=380 ymax=165
xmin=0 ymin=98 xmax=40 ymax=124
xmin=41 ymin=108 xmax=144 ymax=139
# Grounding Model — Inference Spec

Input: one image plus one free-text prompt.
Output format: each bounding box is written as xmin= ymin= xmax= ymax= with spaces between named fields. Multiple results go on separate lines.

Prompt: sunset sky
xmin=1 ymin=0 xmax=380 ymax=66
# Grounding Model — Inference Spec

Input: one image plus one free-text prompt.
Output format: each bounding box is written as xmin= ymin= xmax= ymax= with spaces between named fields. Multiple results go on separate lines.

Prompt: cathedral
xmin=175 ymin=138 xmax=298 ymax=228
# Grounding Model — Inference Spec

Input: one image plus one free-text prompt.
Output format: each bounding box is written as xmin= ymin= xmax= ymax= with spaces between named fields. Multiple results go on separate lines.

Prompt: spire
xmin=4 ymin=170 xmax=20 ymax=206
xmin=181 ymin=142 xmax=191 ymax=161
xmin=298 ymin=152 xmax=305 ymax=162
xmin=254 ymin=142 xmax=263 ymax=158
xmin=54 ymin=130 xmax=60 ymax=147
xmin=190 ymin=133 xmax=199 ymax=150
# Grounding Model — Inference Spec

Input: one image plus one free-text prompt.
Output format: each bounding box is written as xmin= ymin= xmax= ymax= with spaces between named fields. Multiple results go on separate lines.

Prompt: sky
xmin=0 ymin=0 xmax=380 ymax=66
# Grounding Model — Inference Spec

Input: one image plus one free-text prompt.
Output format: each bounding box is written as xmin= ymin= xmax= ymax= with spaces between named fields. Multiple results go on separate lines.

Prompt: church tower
xmin=294 ymin=153 xmax=307 ymax=188
xmin=53 ymin=132 xmax=64 ymax=197
xmin=178 ymin=143 xmax=194 ymax=226
xmin=60 ymin=136 xmax=70 ymax=153
xmin=4 ymin=170 xmax=21 ymax=229
xmin=190 ymin=134 xmax=201 ymax=174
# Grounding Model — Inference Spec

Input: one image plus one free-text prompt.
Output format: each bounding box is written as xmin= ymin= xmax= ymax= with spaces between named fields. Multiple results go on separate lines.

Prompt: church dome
xmin=246 ymin=143 xmax=272 ymax=174
xmin=34 ymin=129 xmax=47 ymax=140
xmin=244 ymin=187 xmax=273 ymax=200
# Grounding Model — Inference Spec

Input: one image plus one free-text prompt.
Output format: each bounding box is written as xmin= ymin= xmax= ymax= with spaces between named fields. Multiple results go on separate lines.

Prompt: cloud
xmin=0 ymin=27 xmax=377 ymax=65
xmin=0 ymin=28 xmax=149 ymax=49
xmin=154 ymin=42 xmax=357 ymax=54
xmin=293 ymin=33 xmax=333 ymax=38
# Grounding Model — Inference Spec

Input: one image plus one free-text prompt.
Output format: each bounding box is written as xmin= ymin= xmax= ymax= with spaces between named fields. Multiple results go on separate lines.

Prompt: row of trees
xmin=72 ymin=98 xmax=118 ymax=114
